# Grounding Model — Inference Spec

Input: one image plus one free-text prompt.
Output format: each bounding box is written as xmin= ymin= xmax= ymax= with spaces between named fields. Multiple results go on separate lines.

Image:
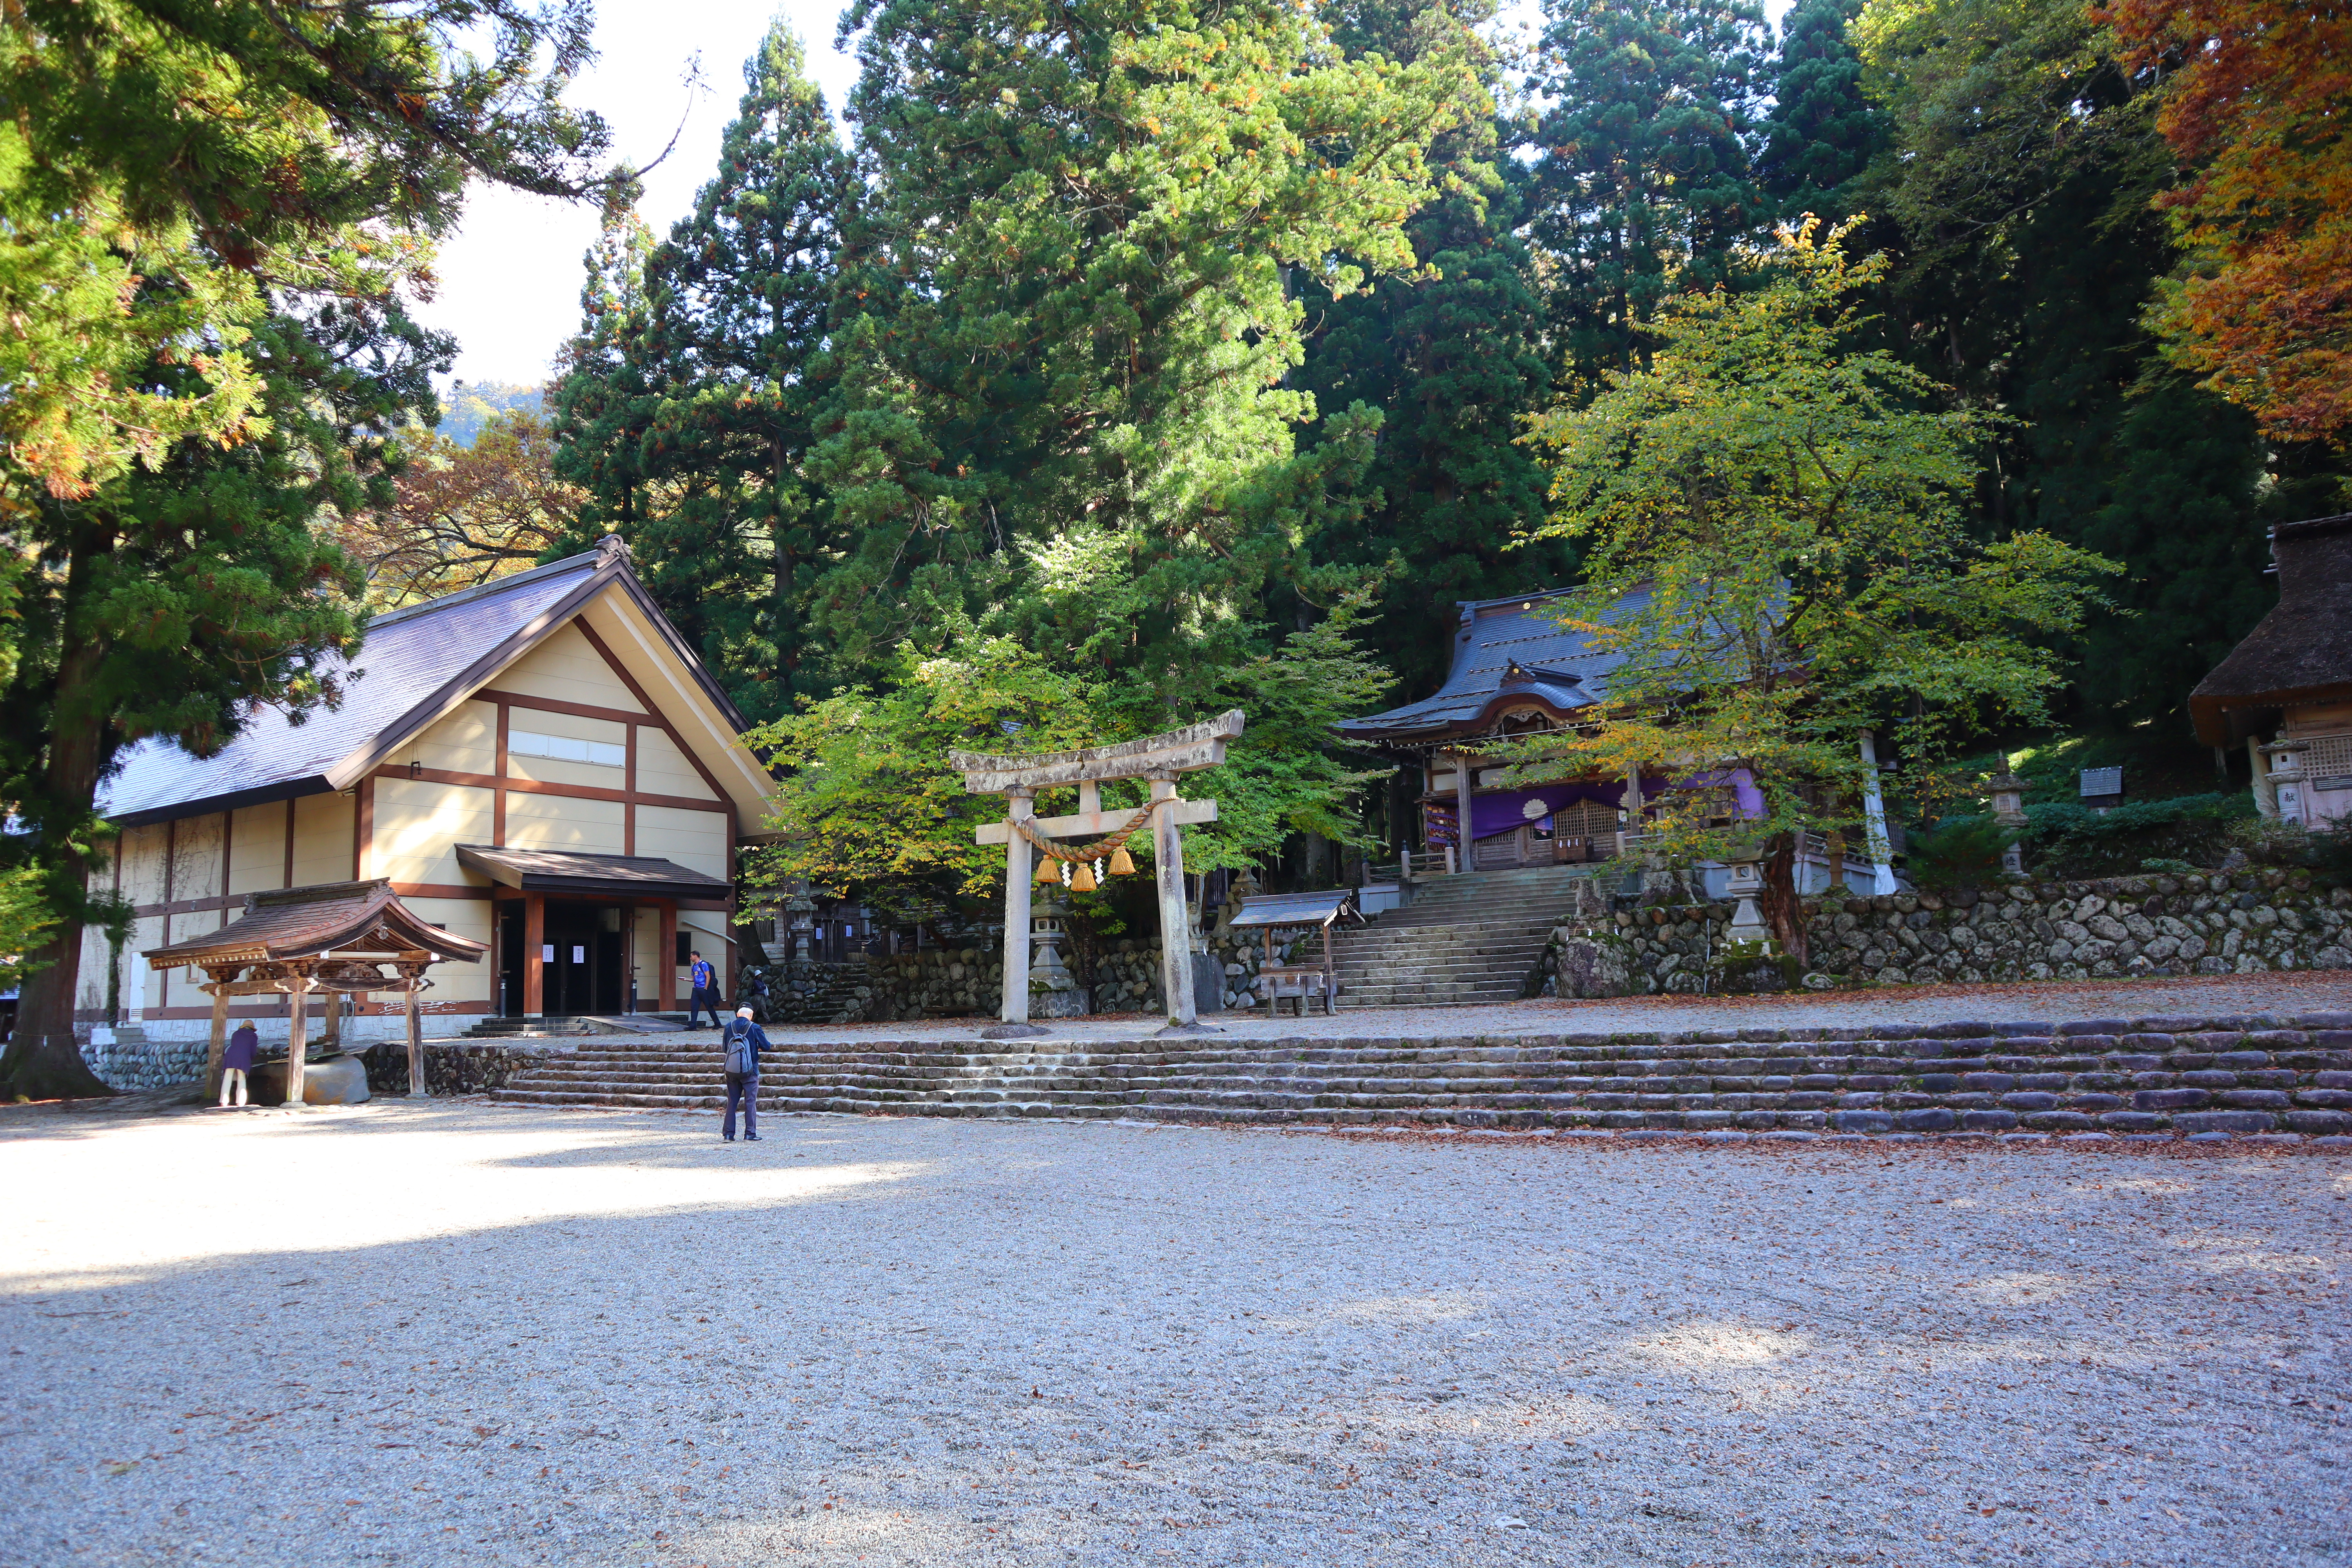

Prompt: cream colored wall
xmin=492 ymin=622 xmax=647 ymax=714
xmin=388 ymin=698 xmax=498 ymax=775
xmin=290 ymin=791 xmax=356 ymax=887
xmin=372 ymin=776 xmax=495 ymax=885
xmin=635 ymin=804 xmax=728 ymax=880
xmin=506 ymin=792 xmax=627 ymax=855
xmin=228 ymin=803 xmax=288 ymax=895
xmin=389 ymin=897 xmax=495 ymax=1010
xmin=635 ymin=727 xmax=718 ymax=802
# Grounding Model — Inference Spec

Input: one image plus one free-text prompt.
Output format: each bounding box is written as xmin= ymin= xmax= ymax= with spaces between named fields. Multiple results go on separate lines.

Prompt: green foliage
xmin=1293 ymin=0 xmax=1575 ymax=693
xmin=1849 ymin=0 xmax=2348 ymax=722
xmin=2230 ymin=817 xmax=2352 ymax=887
xmin=807 ymin=0 xmax=1483 ymax=688
xmin=620 ymin=24 xmax=856 ymax=722
xmin=1757 ymin=0 xmax=1887 ymax=218
xmin=1902 ymin=816 xmax=2017 ymax=891
xmin=746 ymin=587 xmax=1396 ymax=906
xmin=1504 ymin=222 xmax=2119 ymax=952
xmin=1530 ymin=0 xmax=1771 ymax=392
xmin=436 ymin=384 xmax=546 ymax=449
xmin=0 ymin=0 xmax=617 ymax=1098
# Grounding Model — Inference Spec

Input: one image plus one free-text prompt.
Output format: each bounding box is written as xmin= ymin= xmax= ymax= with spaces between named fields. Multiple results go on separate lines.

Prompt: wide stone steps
xmin=484 ymin=1014 xmax=2352 ymax=1139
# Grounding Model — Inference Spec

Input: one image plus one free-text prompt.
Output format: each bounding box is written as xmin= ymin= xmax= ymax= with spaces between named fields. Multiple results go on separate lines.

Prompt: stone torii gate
xmin=951 ymin=710 xmax=1242 ymax=1035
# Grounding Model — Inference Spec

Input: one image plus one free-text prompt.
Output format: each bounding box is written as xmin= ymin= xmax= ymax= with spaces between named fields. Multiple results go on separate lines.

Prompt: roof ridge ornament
xmin=595 ymin=532 xmax=633 ymax=566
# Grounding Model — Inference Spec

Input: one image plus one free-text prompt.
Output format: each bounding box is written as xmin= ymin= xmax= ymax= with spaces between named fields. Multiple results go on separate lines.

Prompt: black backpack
xmin=724 ymin=1018 xmax=757 ymax=1076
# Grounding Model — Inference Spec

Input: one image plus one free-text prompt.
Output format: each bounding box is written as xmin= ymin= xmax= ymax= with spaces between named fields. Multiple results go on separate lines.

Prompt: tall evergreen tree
xmin=631 ymin=24 xmax=854 ymax=720
xmin=1756 ymin=0 xmax=1887 ymax=219
xmin=549 ymin=218 xmax=665 ymax=550
xmin=0 ymin=0 xmax=613 ymax=1100
xmin=1295 ymin=0 xmax=1573 ymax=693
xmin=1530 ymin=0 xmax=1771 ymax=393
xmin=809 ymin=0 xmax=1483 ymax=723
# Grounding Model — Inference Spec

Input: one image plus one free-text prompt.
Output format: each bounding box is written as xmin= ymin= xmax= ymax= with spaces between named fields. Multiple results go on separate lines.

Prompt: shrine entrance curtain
xmin=1461 ymin=769 xmax=1763 ymax=842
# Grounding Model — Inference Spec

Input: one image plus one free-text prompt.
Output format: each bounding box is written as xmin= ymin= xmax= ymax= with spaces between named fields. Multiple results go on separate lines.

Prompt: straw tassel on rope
xmin=1010 ymin=799 xmax=1161 ymax=871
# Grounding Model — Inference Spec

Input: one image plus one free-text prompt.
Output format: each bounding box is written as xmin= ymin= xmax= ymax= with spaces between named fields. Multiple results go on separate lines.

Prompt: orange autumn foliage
xmin=2104 ymin=0 xmax=2352 ymax=444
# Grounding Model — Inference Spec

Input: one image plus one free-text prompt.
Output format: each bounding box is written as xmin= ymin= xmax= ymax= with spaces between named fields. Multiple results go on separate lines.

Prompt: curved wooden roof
xmin=143 ymin=879 xmax=488 ymax=971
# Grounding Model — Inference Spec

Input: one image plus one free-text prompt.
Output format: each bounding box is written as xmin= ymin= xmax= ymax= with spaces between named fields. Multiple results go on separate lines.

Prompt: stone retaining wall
xmin=80 ymin=1035 xmax=208 ymax=1091
xmin=755 ymin=933 xmax=1276 ymax=1023
xmin=1555 ymin=870 xmax=2352 ymax=998
xmin=359 ymin=1041 xmax=549 ymax=1097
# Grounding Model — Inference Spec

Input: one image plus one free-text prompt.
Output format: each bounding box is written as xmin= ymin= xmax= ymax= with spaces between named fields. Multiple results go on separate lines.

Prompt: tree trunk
xmin=0 ymin=621 xmax=117 ymax=1101
xmin=1760 ymin=831 xmax=1809 ymax=968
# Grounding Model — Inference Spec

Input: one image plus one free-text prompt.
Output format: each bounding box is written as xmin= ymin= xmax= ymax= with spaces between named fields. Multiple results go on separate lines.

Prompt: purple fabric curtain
xmin=1459 ymin=769 xmax=1762 ymax=842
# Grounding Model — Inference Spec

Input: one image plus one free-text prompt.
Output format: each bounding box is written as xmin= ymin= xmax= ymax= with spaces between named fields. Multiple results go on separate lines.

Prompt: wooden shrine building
xmin=2190 ymin=512 xmax=2352 ymax=831
xmin=87 ymin=537 xmax=775 ymax=1044
xmin=1338 ymin=587 xmax=1886 ymax=890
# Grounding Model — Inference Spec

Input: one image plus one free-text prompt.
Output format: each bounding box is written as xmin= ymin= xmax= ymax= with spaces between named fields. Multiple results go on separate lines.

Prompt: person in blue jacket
xmin=719 ymin=1006 xmax=771 ymax=1142
xmin=686 ymin=949 xmax=723 ymax=1029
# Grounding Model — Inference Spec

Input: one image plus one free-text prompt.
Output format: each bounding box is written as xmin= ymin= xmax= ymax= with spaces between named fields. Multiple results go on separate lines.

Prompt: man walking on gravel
xmin=687 ymin=949 xmax=723 ymax=1029
xmin=721 ymin=1006 xmax=771 ymax=1143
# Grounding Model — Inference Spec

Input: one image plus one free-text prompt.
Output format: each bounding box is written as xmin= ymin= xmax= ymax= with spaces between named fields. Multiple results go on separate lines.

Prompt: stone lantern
xmin=1985 ymin=773 xmax=2029 ymax=877
xmin=1723 ymin=853 xmax=1774 ymax=952
xmin=784 ymin=891 xmax=817 ymax=964
xmin=1028 ymin=886 xmax=1089 ymax=1019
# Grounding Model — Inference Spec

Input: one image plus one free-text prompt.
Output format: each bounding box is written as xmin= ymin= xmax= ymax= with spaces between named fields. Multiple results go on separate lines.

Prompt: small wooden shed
xmin=143 ymin=879 xmax=487 ymax=1103
xmin=1228 ymin=889 xmax=1361 ymax=1016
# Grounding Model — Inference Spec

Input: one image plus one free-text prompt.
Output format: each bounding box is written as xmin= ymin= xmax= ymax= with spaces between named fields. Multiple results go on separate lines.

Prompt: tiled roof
xmin=455 ymin=845 xmax=732 ymax=900
xmin=101 ymin=539 xmax=748 ymax=826
xmin=143 ymin=879 xmax=488 ymax=968
xmin=1336 ymin=586 xmax=1642 ymax=744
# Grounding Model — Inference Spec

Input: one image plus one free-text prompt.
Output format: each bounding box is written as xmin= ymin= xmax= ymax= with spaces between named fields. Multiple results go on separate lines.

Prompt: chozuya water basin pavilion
xmin=143 ymin=878 xmax=487 ymax=1102
xmin=1336 ymin=587 xmax=1896 ymax=893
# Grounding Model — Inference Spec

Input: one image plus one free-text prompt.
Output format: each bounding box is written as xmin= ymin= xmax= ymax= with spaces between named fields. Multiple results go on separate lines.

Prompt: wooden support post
xmin=657 ymin=902 xmax=677 ymax=1013
xmin=1454 ymin=749 xmax=1475 ymax=876
xmin=202 ymin=979 xmax=231 ymax=1103
xmin=1000 ymin=790 xmax=1035 ymax=1025
xmin=1323 ymin=923 xmax=1337 ymax=1014
xmin=1152 ymin=778 xmax=1196 ymax=1027
xmin=1621 ymin=759 xmax=1644 ymax=857
xmin=523 ymin=893 xmax=546 ymax=1018
xmin=322 ymin=985 xmax=341 ymax=1051
xmin=405 ymin=981 xmax=426 ymax=1098
xmin=283 ymin=974 xmax=312 ymax=1106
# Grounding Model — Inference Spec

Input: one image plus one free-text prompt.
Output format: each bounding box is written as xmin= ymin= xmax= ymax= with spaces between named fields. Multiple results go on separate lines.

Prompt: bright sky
xmin=418 ymin=0 xmax=1788 ymax=389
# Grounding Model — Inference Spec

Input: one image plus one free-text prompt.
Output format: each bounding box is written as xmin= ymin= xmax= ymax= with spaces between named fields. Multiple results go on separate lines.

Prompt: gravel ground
xmin=603 ymin=969 xmax=2352 ymax=1049
xmin=3 ymin=1101 xmax=2346 ymax=1567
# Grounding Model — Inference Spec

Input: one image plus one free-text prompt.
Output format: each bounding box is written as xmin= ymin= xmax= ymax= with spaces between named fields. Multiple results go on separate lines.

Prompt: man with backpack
xmin=720 ymin=1006 xmax=771 ymax=1143
xmin=686 ymin=949 xmax=724 ymax=1029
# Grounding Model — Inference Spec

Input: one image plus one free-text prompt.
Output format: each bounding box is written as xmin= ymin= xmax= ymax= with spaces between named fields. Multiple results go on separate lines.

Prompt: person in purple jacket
xmin=220 ymin=1022 xmax=258 ymax=1108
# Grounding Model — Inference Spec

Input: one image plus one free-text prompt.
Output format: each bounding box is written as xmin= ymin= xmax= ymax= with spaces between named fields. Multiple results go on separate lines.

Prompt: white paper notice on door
xmin=572 ymin=946 xmax=586 ymax=964
xmin=541 ymin=944 xmax=554 ymax=962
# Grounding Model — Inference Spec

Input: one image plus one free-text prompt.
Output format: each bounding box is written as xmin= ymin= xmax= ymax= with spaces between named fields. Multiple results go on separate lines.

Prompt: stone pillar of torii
xmin=951 ymin=711 xmax=1243 ymax=1036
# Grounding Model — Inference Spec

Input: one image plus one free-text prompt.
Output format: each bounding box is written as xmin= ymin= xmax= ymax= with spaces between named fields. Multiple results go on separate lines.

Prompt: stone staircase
xmin=485 ymin=1010 xmax=2352 ymax=1138
xmin=1329 ymin=864 xmax=1601 ymax=1009
xmin=463 ymin=1013 xmax=687 ymax=1040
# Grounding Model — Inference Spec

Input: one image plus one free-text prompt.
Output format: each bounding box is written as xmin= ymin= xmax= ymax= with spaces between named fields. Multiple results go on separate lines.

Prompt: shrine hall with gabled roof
xmin=1341 ymin=585 xmax=1882 ymax=889
xmin=87 ymin=536 xmax=775 ymax=1040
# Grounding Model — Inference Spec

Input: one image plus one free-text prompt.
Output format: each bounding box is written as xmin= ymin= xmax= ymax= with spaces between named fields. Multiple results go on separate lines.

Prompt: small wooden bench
xmin=1258 ymin=963 xmax=1338 ymax=1017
